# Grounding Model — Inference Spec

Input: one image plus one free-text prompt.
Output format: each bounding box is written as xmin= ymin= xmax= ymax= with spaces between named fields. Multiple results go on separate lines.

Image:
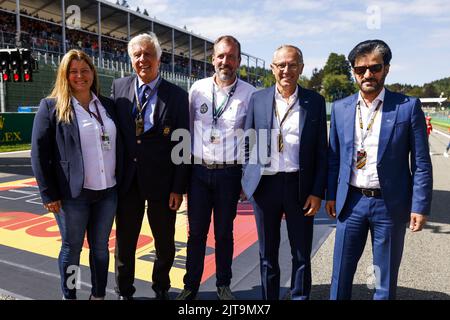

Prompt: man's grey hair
xmin=128 ymin=32 xmax=162 ymax=60
xmin=273 ymin=45 xmax=304 ymax=64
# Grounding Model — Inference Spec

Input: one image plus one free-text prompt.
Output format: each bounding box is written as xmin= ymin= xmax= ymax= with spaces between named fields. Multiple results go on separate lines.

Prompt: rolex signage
xmin=0 ymin=113 xmax=35 ymax=145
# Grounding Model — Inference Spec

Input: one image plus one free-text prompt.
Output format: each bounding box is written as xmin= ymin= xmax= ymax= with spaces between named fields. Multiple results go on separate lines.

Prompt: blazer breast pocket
xmin=395 ymin=120 xmax=409 ymax=127
xmin=394 ymin=121 xmax=409 ymax=133
xmin=393 ymin=120 xmax=409 ymax=141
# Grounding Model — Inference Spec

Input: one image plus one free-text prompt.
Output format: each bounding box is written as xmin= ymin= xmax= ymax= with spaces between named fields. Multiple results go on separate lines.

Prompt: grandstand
xmin=0 ymin=0 xmax=265 ymax=112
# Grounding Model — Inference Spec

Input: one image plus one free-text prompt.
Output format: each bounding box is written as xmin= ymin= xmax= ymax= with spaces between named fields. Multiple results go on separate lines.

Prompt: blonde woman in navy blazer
xmin=31 ymin=49 xmax=123 ymax=300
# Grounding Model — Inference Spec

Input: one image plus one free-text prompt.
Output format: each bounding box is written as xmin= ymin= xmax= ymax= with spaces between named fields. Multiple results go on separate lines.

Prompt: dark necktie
xmin=141 ymin=85 xmax=151 ymax=107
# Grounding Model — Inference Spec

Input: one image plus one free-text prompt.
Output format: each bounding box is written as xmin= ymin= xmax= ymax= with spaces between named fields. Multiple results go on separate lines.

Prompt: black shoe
xmin=175 ymin=289 xmax=197 ymax=300
xmin=155 ymin=290 xmax=170 ymax=300
xmin=117 ymin=294 xmax=134 ymax=300
xmin=217 ymin=286 xmax=236 ymax=300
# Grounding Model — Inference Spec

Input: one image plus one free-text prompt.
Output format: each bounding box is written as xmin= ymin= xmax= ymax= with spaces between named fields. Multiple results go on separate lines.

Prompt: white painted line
xmin=0 ymin=288 xmax=32 ymax=300
xmin=9 ymin=189 xmax=37 ymax=195
xmin=0 ymin=194 xmax=35 ymax=200
xmin=25 ymin=197 xmax=43 ymax=205
xmin=0 ymin=258 xmax=116 ymax=295
xmin=434 ymin=129 xmax=450 ymax=139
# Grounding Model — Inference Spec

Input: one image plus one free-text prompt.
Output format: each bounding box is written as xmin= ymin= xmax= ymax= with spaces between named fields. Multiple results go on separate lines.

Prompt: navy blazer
xmin=327 ymin=89 xmax=433 ymax=222
xmin=242 ymin=85 xmax=328 ymax=203
xmin=111 ymin=75 xmax=190 ymax=200
xmin=31 ymin=96 xmax=124 ymax=204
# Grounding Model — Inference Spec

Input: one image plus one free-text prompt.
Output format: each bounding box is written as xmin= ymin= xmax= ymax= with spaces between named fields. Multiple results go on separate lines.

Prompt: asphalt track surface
xmin=0 ymin=150 xmax=335 ymax=300
xmin=1 ymin=127 xmax=448 ymax=300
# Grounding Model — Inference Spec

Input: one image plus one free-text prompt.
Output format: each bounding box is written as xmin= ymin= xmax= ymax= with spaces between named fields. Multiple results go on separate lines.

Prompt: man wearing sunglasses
xmin=326 ymin=39 xmax=432 ymax=300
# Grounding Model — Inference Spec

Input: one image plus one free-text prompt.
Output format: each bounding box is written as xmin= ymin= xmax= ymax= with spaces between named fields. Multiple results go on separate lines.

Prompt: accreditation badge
xmin=356 ymin=149 xmax=367 ymax=170
xmin=210 ymin=128 xmax=221 ymax=144
xmin=163 ymin=125 xmax=171 ymax=136
xmin=101 ymin=133 xmax=112 ymax=151
xmin=135 ymin=116 xmax=144 ymax=136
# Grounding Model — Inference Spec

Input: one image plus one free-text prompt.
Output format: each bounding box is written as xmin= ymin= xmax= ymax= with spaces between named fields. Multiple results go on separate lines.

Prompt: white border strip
xmin=434 ymin=129 xmax=450 ymax=139
xmin=0 ymin=150 xmax=31 ymax=156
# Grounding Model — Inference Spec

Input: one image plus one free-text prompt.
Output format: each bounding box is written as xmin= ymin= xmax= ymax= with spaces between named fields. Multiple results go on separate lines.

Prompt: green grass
xmin=431 ymin=120 xmax=450 ymax=129
xmin=431 ymin=121 xmax=450 ymax=133
xmin=0 ymin=143 xmax=31 ymax=153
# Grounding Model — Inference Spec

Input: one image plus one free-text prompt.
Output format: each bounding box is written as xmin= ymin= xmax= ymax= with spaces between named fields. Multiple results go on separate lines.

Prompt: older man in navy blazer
xmin=242 ymin=45 xmax=327 ymax=300
xmin=111 ymin=33 xmax=189 ymax=300
xmin=326 ymin=40 xmax=433 ymax=300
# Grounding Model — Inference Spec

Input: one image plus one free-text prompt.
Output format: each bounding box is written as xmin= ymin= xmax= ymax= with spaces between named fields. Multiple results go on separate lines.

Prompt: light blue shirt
xmin=137 ymin=75 xmax=160 ymax=132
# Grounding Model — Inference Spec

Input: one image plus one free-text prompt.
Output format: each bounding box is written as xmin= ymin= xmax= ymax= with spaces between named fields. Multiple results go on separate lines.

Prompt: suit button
xmin=137 ymin=140 xmax=141 ymax=144
xmin=133 ymin=158 xmax=137 ymax=162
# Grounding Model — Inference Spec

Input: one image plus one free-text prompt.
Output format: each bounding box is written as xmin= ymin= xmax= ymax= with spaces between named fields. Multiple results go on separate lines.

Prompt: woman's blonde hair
xmin=48 ymin=49 xmax=99 ymax=123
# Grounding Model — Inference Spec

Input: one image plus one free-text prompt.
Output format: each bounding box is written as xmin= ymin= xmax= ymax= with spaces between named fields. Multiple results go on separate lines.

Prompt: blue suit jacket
xmin=242 ymin=85 xmax=328 ymax=203
xmin=31 ymin=96 xmax=123 ymax=204
xmin=327 ymin=89 xmax=433 ymax=222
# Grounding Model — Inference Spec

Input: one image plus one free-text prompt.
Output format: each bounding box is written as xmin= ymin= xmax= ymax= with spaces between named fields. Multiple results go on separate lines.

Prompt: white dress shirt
xmin=350 ymin=88 xmax=385 ymax=188
xmin=190 ymin=76 xmax=256 ymax=163
xmin=72 ymin=93 xmax=117 ymax=190
xmin=265 ymin=86 xmax=300 ymax=173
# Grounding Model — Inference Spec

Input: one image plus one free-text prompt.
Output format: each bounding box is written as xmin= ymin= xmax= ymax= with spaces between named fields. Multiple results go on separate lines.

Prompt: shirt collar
xmin=213 ymin=75 xmax=238 ymax=93
xmin=358 ymin=87 xmax=385 ymax=108
xmin=138 ymin=75 xmax=160 ymax=91
xmin=275 ymin=85 xmax=299 ymax=105
xmin=71 ymin=92 xmax=100 ymax=109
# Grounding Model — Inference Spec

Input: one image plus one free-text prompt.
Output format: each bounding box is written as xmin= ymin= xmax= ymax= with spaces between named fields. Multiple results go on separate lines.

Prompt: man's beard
xmin=359 ymin=76 xmax=385 ymax=94
xmin=216 ymin=67 xmax=234 ymax=81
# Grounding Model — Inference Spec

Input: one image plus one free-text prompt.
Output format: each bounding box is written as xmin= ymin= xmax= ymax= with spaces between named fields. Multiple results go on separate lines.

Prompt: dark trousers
xmin=250 ymin=172 xmax=314 ymax=300
xmin=183 ymin=164 xmax=242 ymax=292
xmin=114 ymin=176 xmax=176 ymax=296
xmin=330 ymin=188 xmax=407 ymax=300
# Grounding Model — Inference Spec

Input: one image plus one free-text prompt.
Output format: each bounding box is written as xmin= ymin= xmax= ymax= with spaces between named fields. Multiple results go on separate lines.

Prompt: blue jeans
xmin=183 ymin=164 xmax=242 ymax=291
xmin=54 ymin=187 xmax=117 ymax=299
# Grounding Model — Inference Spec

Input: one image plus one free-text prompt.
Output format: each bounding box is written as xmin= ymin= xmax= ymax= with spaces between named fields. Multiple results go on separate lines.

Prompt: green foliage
xmin=262 ymin=72 xmax=276 ymax=87
xmin=386 ymin=77 xmax=450 ymax=99
xmin=258 ymin=50 xmax=450 ymax=103
xmin=309 ymin=68 xmax=324 ymax=92
xmin=297 ymin=75 xmax=309 ymax=88
xmin=321 ymin=74 xmax=357 ymax=102
xmin=322 ymin=53 xmax=352 ymax=80
xmin=239 ymin=66 xmax=248 ymax=78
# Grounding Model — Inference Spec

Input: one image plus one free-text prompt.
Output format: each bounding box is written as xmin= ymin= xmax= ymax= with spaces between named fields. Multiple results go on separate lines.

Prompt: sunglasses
xmin=353 ymin=64 xmax=383 ymax=75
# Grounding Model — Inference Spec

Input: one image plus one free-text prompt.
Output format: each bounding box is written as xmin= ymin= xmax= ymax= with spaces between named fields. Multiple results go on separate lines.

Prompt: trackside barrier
xmin=0 ymin=112 xmax=35 ymax=145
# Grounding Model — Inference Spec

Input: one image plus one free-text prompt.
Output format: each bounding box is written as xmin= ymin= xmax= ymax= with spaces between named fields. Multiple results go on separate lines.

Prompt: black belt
xmin=349 ymin=185 xmax=382 ymax=197
xmin=193 ymin=158 xmax=241 ymax=170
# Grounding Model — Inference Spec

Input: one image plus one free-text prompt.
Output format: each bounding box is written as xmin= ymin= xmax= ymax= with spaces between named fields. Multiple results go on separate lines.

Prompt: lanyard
xmin=212 ymin=80 xmax=238 ymax=125
xmin=86 ymin=101 xmax=107 ymax=135
xmin=273 ymin=95 xmax=299 ymax=130
xmin=134 ymin=77 xmax=162 ymax=118
xmin=357 ymin=99 xmax=382 ymax=149
xmin=273 ymin=94 xmax=299 ymax=153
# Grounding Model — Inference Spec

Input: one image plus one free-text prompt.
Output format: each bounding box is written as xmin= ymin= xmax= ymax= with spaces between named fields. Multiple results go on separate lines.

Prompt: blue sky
xmin=125 ymin=0 xmax=450 ymax=87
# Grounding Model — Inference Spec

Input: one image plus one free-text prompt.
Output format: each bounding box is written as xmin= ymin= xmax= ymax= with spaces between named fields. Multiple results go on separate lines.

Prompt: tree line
xmin=243 ymin=53 xmax=450 ymax=103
